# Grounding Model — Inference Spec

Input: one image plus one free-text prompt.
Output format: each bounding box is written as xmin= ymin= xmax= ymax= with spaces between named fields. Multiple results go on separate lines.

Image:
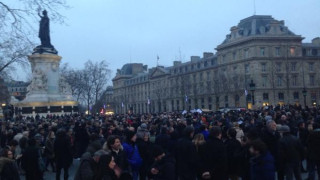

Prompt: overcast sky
xmin=16 ymin=0 xmax=320 ymax=81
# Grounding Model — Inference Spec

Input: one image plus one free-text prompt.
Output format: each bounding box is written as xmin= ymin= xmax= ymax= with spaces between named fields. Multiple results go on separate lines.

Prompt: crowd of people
xmin=0 ymin=104 xmax=320 ymax=180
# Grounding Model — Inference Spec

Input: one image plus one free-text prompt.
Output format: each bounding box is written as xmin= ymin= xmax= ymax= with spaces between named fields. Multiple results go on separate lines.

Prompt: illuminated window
xmin=290 ymin=47 xmax=295 ymax=56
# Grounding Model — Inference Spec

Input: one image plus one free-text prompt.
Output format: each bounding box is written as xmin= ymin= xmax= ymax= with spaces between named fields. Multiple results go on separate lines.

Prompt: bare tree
xmin=0 ymin=0 xmax=67 ymax=75
xmin=81 ymin=60 xmax=111 ymax=113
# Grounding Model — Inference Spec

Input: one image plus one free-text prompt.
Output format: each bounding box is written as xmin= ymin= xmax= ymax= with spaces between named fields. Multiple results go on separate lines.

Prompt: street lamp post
xmin=249 ymin=80 xmax=256 ymax=106
xmin=302 ymin=88 xmax=307 ymax=108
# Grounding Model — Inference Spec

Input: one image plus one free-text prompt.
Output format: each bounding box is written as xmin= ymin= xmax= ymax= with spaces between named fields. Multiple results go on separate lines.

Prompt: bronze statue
xmin=38 ymin=10 xmax=52 ymax=47
xmin=33 ymin=10 xmax=57 ymax=54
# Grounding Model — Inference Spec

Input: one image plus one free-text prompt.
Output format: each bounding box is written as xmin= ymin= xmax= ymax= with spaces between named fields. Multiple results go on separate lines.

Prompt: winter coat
xmin=174 ymin=137 xmax=198 ymax=180
xmin=261 ymin=128 xmax=280 ymax=161
xmin=225 ymin=138 xmax=242 ymax=176
xmin=200 ymin=137 xmax=228 ymax=180
xmin=122 ymin=142 xmax=142 ymax=171
xmin=278 ymin=133 xmax=304 ymax=164
xmin=149 ymin=155 xmax=175 ymax=180
xmin=110 ymin=148 xmax=129 ymax=172
xmin=54 ymin=135 xmax=73 ymax=168
xmin=74 ymin=152 xmax=97 ymax=180
xmin=0 ymin=157 xmax=20 ymax=180
xmin=21 ymin=146 xmax=43 ymax=180
xmin=250 ymin=152 xmax=275 ymax=180
xmin=44 ymin=138 xmax=55 ymax=159
xmin=307 ymin=129 xmax=320 ymax=161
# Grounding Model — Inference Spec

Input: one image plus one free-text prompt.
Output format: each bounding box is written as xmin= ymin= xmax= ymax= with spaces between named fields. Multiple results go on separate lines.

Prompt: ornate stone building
xmin=113 ymin=15 xmax=320 ymax=114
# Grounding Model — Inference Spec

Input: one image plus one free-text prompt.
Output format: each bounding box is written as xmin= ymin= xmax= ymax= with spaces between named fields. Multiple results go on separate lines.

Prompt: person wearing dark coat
xmin=149 ymin=145 xmax=175 ymax=180
xmin=278 ymin=125 xmax=303 ymax=180
xmin=106 ymin=135 xmax=129 ymax=173
xmin=136 ymin=132 xmax=153 ymax=180
xmin=306 ymin=124 xmax=320 ymax=180
xmin=174 ymin=126 xmax=198 ymax=180
xmin=249 ymin=140 xmax=275 ymax=180
xmin=95 ymin=154 xmax=118 ymax=180
xmin=0 ymin=148 xmax=20 ymax=180
xmin=155 ymin=127 xmax=170 ymax=153
xmin=225 ymin=128 xmax=242 ymax=180
xmin=21 ymin=138 xmax=43 ymax=180
xmin=199 ymin=126 xmax=228 ymax=180
xmin=260 ymin=120 xmax=282 ymax=180
xmin=54 ymin=128 xmax=73 ymax=180
xmin=74 ymin=150 xmax=108 ymax=180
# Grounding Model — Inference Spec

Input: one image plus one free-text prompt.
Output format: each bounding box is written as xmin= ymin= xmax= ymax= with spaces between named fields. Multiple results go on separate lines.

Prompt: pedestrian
xmin=249 ymin=140 xmax=275 ymax=180
xmin=0 ymin=147 xmax=20 ymax=180
xmin=278 ymin=125 xmax=303 ymax=180
xmin=149 ymin=145 xmax=175 ymax=180
xmin=44 ymin=130 xmax=56 ymax=172
xmin=175 ymin=126 xmax=198 ymax=180
xmin=21 ymin=138 xmax=43 ymax=180
xmin=95 ymin=154 xmax=119 ymax=180
xmin=54 ymin=128 xmax=73 ymax=180
xmin=122 ymin=129 xmax=142 ymax=180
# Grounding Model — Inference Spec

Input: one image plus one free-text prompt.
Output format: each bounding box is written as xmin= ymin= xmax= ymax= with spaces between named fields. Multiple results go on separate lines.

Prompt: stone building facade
xmin=112 ymin=15 xmax=320 ymax=114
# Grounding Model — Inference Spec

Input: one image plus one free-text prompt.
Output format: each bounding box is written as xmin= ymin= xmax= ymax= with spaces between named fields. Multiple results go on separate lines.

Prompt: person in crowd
xmin=105 ymin=135 xmax=129 ymax=174
xmin=225 ymin=128 xmax=242 ymax=180
xmin=155 ymin=127 xmax=170 ymax=153
xmin=261 ymin=120 xmax=282 ymax=180
xmin=74 ymin=149 xmax=108 ymax=180
xmin=200 ymin=126 xmax=228 ymax=180
xmin=192 ymin=133 xmax=206 ymax=152
xmin=233 ymin=122 xmax=244 ymax=143
xmin=21 ymin=138 xmax=43 ymax=180
xmin=44 ymin=130 xmax=56 ymax=172
xmin=306 ymin=123 xmax=320 ymax=180
xmin=278 ymin=125 xmax=303 ymax=180
xmin=175 ymin=126 xmax=198 ymax=180
xmin=95 ymin=154 xmax=119 ymax=180
xmin=54 ymin=128 xmax=73 ymax=180
xmin=249 ymin=139 xmax=275 ymax=180
xmin=136 ymin=129 xmax=153 ymax=180
xmin=149 ymin=145 xmax=175 ymax=180
xmin=0 ymin=147 xmax=20 ymax=180
xmin=122 ymin=129 xmax=142 ymax=180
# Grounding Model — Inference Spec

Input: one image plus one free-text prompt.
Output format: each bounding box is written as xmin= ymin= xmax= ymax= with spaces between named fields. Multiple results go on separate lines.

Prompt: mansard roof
xmin=219 ymin=15 xmax=300 ymax=46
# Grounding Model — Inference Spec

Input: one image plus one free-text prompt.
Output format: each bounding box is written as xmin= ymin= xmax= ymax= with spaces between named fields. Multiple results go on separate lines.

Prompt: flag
xmin=245 ymin=89 xmax=248 ymax=96
xmin=148 ymin=97 xmax=150 ymax=105
xmin=185 ymin=95 xmax=188 ymax=103
xmin=103 ymin=104 xmax=106 ymax=109
xmin=121 ymin=102 xmax=124 ymax=108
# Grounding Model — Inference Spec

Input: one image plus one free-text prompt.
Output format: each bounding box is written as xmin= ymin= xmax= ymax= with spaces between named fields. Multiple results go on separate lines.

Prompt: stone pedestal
xmin=12 ymin=53 xmax=78 ymax=117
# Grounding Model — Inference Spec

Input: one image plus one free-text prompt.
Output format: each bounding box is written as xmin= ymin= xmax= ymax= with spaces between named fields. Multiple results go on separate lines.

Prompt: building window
xmin=197 ymin=63 xmax=201 ymax=69
xmin=244 ymin=49 xmax=249 ymax=58
xmin=224 ymin=95 xmax=228 ymax=102
xmin=262 ymin=75 xmax=267 ymax=87
xmin=291 ymin=62 xmax=297 ymax=71
xmin=200 ymin=72 xmax=203 ymax=80
xmin=309 ymin=62 xmax=314 ymax=72
xmin=277 ymin=76 xmax=282 ymax=86
xmin=261 ymin=63 xmax=266 ymax=72
xmin=260 ymin=47 xmax=265 ymax=56
xmin=233 ymin=52 xmax=236 ymax=60
xmin=278 ymin=92 xmax=284 ymax=101
xmin=293 ymin=92 xmax=299 ymax=100
xmin=208 ymin=97 xmax=212 ymax=103
xmin=263 ymin=93 xmax=269 ymax=101
xmin=201 ymin=98 xmax=204 ymax=103
xmin=222 ymin=55 xmax=226 ymax=62
xmin=312 ymin=49 xmax=318 ymax=56
xmin=191 ymin=64 xmax=194 ymax=70
xmin=292 ymin=75 xmax=297 ymax=86
xmin=290 ymin=47 xmax=295 ymax=56
xmin=204 ymin=61 xmax=208 ymax=67
xmin=276 ymin=62 xmax=282 ymax=72
xmin=275 ymin=47 xmax=281 ymax=56
xmin=245 ymin=64 xmax=249 ymax=73
xmin=310 ymin=75 xmax=315 ymax=86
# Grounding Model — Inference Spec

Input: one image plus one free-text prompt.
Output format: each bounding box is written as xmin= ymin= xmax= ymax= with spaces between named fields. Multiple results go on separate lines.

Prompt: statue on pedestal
xmin=33 ymin=10 xmax=58 ymax=54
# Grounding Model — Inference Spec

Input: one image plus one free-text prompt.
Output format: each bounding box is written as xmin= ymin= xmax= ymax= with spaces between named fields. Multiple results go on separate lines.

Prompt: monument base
xmin=12 ymin=100 xmax=78 ymax=117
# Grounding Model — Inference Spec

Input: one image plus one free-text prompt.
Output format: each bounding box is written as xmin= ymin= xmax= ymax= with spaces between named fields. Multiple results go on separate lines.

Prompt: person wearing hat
xmin=278 ymin=125 xmax=304 ymax=180
xmin=148 ymin=145 xmax=175 ymax=180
